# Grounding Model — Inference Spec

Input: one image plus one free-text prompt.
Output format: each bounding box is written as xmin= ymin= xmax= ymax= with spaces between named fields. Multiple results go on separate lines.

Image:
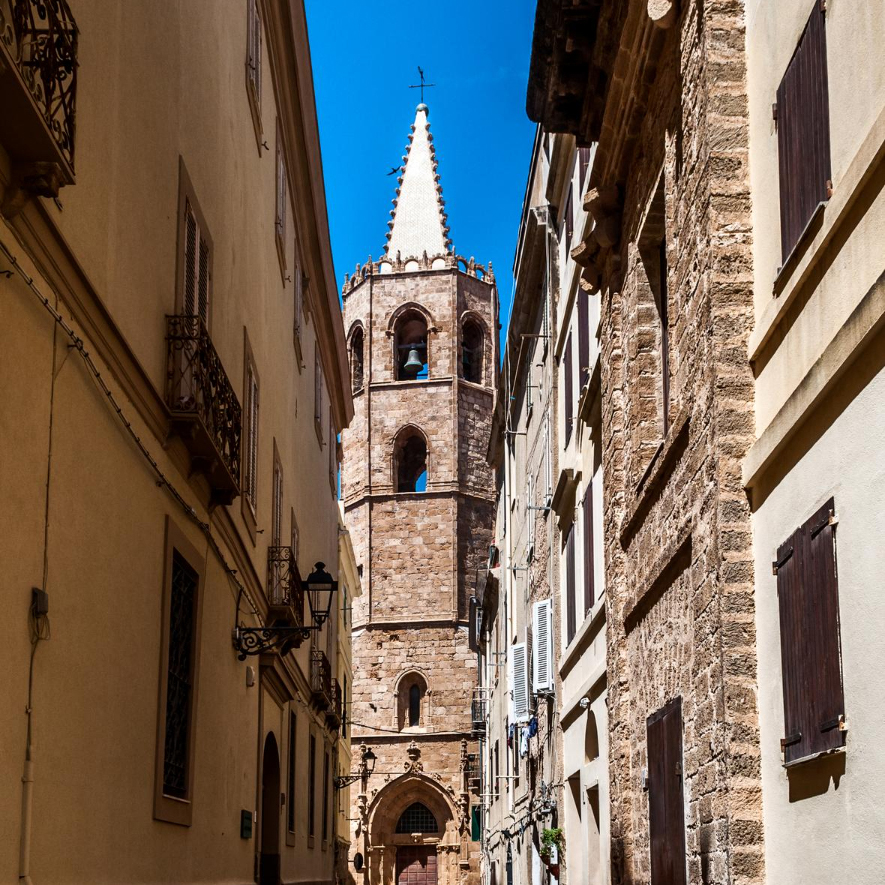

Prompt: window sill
xmin=783 ymin=744 xmax=845 ymax=770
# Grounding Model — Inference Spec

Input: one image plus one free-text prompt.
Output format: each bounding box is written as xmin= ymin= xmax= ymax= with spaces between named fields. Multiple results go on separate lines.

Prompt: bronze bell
xmin=403 ymin=347 xmax=424 ymax=375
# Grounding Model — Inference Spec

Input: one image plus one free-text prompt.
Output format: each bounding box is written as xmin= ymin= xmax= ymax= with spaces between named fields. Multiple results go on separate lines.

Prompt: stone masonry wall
xmin=598 ymin=3 xmax=761 ymax=885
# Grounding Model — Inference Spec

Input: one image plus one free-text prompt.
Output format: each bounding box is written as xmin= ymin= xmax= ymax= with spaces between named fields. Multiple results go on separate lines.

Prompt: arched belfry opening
xmin=394 ymin=428 xmax=427 ymax=492
xmin=350 ymin=325 xmax=364 ymax=392
xmin=461 ymin=317 xmax=485 ymax=384
xmin=394 ymin=309 xmax=428 ymax=380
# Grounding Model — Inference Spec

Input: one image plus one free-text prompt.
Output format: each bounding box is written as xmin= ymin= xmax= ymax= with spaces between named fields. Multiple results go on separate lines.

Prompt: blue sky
xmin=305 ymin=0 xmax=538 ymax=343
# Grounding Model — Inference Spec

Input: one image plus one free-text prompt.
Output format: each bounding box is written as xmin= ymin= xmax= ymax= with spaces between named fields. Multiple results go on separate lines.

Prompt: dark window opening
xmin=563 ymin=333 xmax=573 ymax=445
xmin=462 ymin=320 xmax=484 ymax=384
xmin=395 ymin=432 xmax=427 ymax=493
xmin=396 ymin=803 xmax=439 ymax=834
xmin=163 ymin=552 xmax=198 ymax=798
xmin=351 ymin=327 xmax=364 ymax=392
xmin=287 ymin=712 xmax=296 ymax=833
xmin=394 ymin=311 xmax=428 ymax=380
xmin=409 ymin=684 xmax=421 ymax=727
xmin=308 ymin=734 xmax=316 ymax=838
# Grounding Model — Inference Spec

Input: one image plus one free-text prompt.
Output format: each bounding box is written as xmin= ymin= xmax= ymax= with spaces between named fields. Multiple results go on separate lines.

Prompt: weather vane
xmin=408 ymin=66 xmax=435 ymax=104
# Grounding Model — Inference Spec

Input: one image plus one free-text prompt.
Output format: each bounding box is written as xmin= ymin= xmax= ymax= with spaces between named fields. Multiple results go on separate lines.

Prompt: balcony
xmin=326 ymin=678 xmax=342 ymax=730
xmin=165 ymin=315 xmax=241 ymax=505
xmin=310 ymin=648 xmax=331 ymax=710
xmin=471 ymin=690 xmax=487 ymax=735
xmin=0 ymin=0 xmax=78 ymax=200
xmin=267 ymin=545 xmax=303 ymax=626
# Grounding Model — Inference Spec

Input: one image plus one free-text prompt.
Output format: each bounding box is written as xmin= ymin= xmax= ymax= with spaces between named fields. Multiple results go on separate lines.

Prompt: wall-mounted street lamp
xmin=334 ymin=745 xmax=376 ymax=789
xmin=233 ymin=562 xmax=338 ymax=659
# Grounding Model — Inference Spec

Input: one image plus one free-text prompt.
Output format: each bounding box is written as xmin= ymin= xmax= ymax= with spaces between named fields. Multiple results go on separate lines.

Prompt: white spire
xmin=384 ymin=104 xmax=452 ymax=260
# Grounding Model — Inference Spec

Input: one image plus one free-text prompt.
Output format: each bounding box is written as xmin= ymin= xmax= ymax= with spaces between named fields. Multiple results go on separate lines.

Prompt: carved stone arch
xmin=459 ymin=310 xmax=490 ymax=386
xmin=391 ymin=424 xmax=429 ymax=493
xmin=386 ymin=300 xmax=436 ymax=335
xmin=367 ymin=772 xmax=460 ymax=848
xmin=393 ymin=668 xmax=431 ymax=731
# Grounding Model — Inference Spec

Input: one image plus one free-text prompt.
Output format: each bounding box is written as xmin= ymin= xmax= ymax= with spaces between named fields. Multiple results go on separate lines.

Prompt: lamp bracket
xmin=233 ymin=624 xmax=317 ymax=660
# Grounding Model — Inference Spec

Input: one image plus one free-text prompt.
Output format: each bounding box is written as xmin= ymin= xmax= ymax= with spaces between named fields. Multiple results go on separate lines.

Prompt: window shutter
xmin=565 ymin=526 xmax=576 ymax=644
xmin=777 ymin=1 xmax=831 ymax=259
xmin=247 ymin=0 xmax=261 ymax=102
xmin=293 ymin=263 xmax=303 ymax=336
xmin=647 ymin=697 xmax=686 ymax=885
xmin=775 ymin=497 xmax=844 ymax=764
xmin=509 ymin=642 xmax=529 ymax=723
xmin=532 ymin=599 xmax=553 ymax=693
xmin=197 ymin=235 xmax=209 ymax=325
xmin=583 ymin=484 xmax=595 ymax=616
xmin=563 ymin=333 xmax=573 ymax=445
xmin=578 ymin=286 xmax=589 ymax=391
xmin=184 ymin=200 xmax=197 ymax=317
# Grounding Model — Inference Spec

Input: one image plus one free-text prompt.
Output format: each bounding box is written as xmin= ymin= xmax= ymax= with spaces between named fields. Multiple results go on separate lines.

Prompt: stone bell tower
xmin=341 ymin=102 xmax=497 ymax=885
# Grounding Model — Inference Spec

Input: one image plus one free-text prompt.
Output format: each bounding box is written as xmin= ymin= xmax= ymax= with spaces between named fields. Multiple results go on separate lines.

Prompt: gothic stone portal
xmin=367 ymin=775 xmax=465 ymax=885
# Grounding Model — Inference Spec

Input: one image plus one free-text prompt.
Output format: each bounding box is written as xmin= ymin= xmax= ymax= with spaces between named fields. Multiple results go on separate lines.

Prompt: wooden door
xmin=396 ymin=846 xmax=438 ymax=885
xmin=647 ymin=697 xmax=686 ymax=885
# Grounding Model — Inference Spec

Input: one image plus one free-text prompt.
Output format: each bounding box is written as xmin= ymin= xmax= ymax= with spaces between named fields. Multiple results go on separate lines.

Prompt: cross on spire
xmin=408 ymin=66 xmax=435 ymax=104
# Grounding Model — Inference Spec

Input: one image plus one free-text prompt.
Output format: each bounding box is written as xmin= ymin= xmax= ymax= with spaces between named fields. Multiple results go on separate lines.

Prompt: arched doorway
xmin=367 ymin=773 xmax=459 ymax=885
xmin=260 ymin=733 xmax=281 ymax=885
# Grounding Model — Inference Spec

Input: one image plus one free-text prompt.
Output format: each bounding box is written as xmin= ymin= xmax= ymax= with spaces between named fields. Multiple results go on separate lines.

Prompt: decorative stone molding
xmin=647 ymin=0 xmax=678 ymax=29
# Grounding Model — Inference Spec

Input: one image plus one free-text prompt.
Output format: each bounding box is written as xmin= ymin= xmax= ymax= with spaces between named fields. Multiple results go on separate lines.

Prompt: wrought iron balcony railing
xmin=267 ymin=545 xmax=304 ymax=623
xmin=326 ymin=678 xmax=342 ymax=729
xmin=0 ymin=0 xmax=78 ymax=194
xmin=471 ymin=690 xmax=487 ymax=734
xmin=310 ymin=648 xmax=331 ymax=710
xmin=165 ymin=315 xmax=242 ymax=505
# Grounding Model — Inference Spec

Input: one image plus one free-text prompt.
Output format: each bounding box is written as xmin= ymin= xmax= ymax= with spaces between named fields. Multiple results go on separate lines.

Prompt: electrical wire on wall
xmin=0 ymin=237 xmax=261 ymax=620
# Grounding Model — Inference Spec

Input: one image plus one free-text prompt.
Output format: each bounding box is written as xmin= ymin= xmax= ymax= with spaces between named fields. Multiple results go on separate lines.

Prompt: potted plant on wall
xmin=540 ymin=828 xmax=564 ymax=878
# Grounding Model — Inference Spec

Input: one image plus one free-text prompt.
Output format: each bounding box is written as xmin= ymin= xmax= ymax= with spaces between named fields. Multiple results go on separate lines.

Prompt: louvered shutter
xmin=583 ymin=485 xmax=595 ymax=616
xmin=565 ymin=526 xmax=576 ymax=643
xmin=563 ymin=334 xmax=573 ymax=444
xmin=247 ymin=0 xmax=261 ymax=101
xmin=532 ymin=599 xmax=553 ymax=693
xmin=647 ymin=697 xmax=686 ymax=885
xmin=775 ymin=497 xmax=844 ymax=764
xmin=578 ymin=287 xmax=589 ymax=390
xmin=245 ymin=370 xmax=259 ymax=509
xmin=276 ymin=137 xmax=286 ymax=242
xmin=184 ymin=200 xmax=197 ymax=317
xmin=272 ymin=458 xmax=282 ymax=545
xmin=776 ymin=1 xmax=831 ymax=260
xmin=183 ymin=198 xmax=210 ymax=325
xmin=509 ymin=642 xmax=529 ymax=723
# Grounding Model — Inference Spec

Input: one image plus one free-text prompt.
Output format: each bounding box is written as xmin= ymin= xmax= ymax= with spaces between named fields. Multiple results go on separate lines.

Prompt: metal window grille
xmin=395 ymin=802 xmax=439 ymax=834
xmin=163 ymin=552 xmax=197 ymax=798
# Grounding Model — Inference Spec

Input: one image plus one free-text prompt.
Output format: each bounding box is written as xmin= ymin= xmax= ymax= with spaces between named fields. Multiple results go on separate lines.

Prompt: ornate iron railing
xmin=327 ymin=678 xmax=342 ymax=728
xmin=471 ymin=690 xmax=487 ymax=734
xmin=165 ymin=315 xmax=241 ymax=497
xmin=267 ymin=545 xmax=304 ymax=621
xmin=0 ymin=0 xmax=78 ymax=169
xmin=311 ymin=648 xmax=331 ymax=708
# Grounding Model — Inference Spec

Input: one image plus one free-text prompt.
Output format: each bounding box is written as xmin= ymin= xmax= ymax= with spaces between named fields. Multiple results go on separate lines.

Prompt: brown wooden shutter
xmin=776 ymin=0 xmax=831 ymax=260
xmin=184 ymin=200 xmax=197 ymax=316
xmin=563 ymin=333 xmax=573 ymax=445
xmin=647 ymin=697 xmax=686 ymax=885
xmin=582 ymin=484 xmax=594 ymax=616
xmin=775 ymin=497 xmax=844 ymax=764
xmin=564 ymin=185 xmax=574 ymax=245
xmin=578 ymin=287 xmax=590 ymax=391
xmin=565 ymin=525 xmax=576 ymax=643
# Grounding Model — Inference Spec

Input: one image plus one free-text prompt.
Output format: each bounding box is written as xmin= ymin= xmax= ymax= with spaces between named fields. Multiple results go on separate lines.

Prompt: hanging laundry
xmin=520 ymin=726 xmax=530 ymax=757
xmin=528 ymin=716 xmax=539 ymax=738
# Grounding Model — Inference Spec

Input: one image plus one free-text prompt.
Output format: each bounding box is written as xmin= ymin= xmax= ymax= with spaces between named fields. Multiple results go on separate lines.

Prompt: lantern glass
xmin=306 ymin=561 xmax=336 ymax=626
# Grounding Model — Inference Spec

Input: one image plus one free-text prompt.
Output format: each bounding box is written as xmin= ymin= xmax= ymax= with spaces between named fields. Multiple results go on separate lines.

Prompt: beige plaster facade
xmin=0 ymin=2 xmax=352 ymax=883
xmin=744 ymin=2 xmax=885 ymax=883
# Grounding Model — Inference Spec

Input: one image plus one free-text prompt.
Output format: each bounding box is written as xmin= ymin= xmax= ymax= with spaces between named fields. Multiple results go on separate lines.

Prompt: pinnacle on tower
xmin=384 ymin=104 xmax=452 ymax=260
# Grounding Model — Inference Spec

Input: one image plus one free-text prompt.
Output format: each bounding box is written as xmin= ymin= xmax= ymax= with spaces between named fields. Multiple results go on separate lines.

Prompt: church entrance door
xmin=396 ymin=846 xmax=438 ymax=885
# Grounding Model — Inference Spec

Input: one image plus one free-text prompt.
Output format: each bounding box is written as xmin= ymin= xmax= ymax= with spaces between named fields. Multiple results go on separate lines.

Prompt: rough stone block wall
xmin=342 ymin=265 xmax=497 ymax=885
xmin=599 ymin=3 xmax=762 ymax=885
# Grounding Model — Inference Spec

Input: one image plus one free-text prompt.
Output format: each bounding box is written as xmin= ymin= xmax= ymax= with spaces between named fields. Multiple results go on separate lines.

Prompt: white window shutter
xmin=510 ymin=642 xmax=530 ymax=723
xmin=532 ymin=599 xmax=553 ymax=693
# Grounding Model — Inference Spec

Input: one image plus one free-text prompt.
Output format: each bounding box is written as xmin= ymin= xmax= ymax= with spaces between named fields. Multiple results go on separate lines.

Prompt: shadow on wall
xmin=788 ymin=751 xmax=846 ymax=803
